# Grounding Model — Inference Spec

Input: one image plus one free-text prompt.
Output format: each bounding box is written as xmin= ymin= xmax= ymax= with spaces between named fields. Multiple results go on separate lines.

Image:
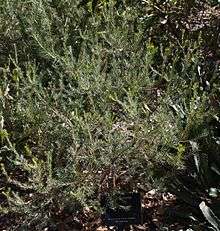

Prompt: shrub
xmin=0 ymin=0 xmax=219 ymax=229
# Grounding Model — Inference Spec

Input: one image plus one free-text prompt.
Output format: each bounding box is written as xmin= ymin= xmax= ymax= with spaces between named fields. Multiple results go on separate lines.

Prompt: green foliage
xmin=0 ymin=0 xmax=219 ymax=229
xmin=168 ymin=122 xmax=220 ymax=229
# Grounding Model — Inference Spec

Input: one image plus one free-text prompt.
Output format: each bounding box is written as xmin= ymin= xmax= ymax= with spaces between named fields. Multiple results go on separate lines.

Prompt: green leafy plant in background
xmin=166 ymin=89 xmax=220 ymax=230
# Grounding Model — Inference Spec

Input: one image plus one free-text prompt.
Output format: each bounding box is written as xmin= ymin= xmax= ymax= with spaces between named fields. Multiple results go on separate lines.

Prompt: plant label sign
xmin=101 ymin=192 xmax=142 ymax=228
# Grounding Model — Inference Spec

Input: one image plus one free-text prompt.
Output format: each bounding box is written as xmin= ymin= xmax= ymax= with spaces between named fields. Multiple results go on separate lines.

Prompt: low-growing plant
xmin=0 ymin=0 xmax=219 ymax=230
